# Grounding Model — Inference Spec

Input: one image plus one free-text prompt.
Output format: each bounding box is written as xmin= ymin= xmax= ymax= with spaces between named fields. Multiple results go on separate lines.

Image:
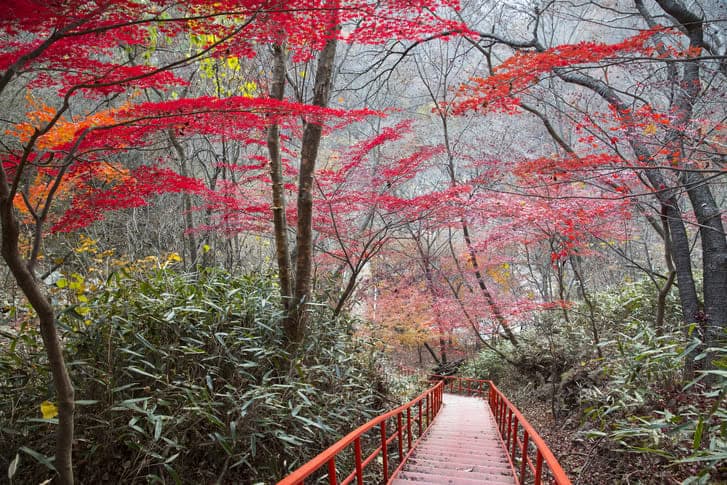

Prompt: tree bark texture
xmin=0 ymin=167 xmax=75 ymax=485
xmin=684 ymin=171 xmax=727 ymax=363
xmin=266 ymin=43 xmax=293 ymax=308
xmin=287 ymin=12 xmax=338 ymax=343
xmin=658 ymin=1 xmax=727 ymax=363
xmin=168 ymin=129 xmax=199 ymax=267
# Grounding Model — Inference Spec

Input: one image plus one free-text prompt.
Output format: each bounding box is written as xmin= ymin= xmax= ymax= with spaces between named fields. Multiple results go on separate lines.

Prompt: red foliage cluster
xmin=453 ymin=28 xmax=664 ymax=114
xmin=1 ymin=0 xmax=468 ymax=80
xmin=513 ymin=153 xmax=627 ymax=178
xmin=2 ymin=0 xmax=470 ymax=235
xmin=52 ymin=166 xmax=205 ymax=233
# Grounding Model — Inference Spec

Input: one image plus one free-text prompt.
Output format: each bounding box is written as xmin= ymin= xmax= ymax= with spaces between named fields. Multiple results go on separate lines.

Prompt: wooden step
xmin=388 ymin=393 xmax=516 ymax=485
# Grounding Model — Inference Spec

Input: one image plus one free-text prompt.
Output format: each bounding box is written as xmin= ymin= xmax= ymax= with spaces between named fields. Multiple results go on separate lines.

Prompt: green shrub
xmin=458 ymin=278 xmax=724 ymax=483
xmin=459 ymin=345 xmax=510 ymax=383
xmin=581 ymin=322 xmax=726 ymax=483
xmin=1 ymin=266 xmax=385 ymax=484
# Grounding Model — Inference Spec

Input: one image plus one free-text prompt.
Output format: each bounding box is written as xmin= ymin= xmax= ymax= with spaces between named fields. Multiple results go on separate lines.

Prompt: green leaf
xmin=19 ymin=447 xmax=56 ymax=472
xmin=676 ymin=452 xmax=727 ymax=463
xmin=8 ymin=453 xmax=19 ymax=481
xmin=163 ymin=464 xmax=182 ymax=485
xmin=126 ymin=366 xmax=161 ymax=379
xmin=154 ymin=418 xmax=163 ymax=441
xmin=275 ymin=432 xmax=303 ymax=446
xmin=693 ymin=417 xmax=705 ymax=450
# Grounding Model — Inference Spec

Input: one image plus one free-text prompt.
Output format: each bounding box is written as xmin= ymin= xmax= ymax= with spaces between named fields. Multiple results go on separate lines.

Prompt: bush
xmin=458 ymin=278 xmax=725 ymax=483
xmin=459 ymin=345 xmax=511 ymax=383
xmin=581 ymin=322 xmax=726 ymax=483
xmin=1 ymin=266 xmax=385 ymax=484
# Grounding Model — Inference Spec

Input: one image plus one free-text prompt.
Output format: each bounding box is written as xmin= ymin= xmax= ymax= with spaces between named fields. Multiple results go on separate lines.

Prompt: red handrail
xmin=432 ymin=375 xmax=571 ymax=485
xmin=277 ymin=380 xmax=444 ymax=485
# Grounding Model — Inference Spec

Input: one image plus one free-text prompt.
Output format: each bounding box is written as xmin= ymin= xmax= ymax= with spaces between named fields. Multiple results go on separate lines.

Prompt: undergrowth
xmin=1 ymin=266 xmax=387 ymax=484
xmin=460 ymin=279 xmax=726 ymax=484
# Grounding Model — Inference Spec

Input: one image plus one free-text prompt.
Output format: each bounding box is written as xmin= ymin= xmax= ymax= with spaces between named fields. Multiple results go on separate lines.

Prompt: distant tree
xmin=455 ymin=0 xmax=727 ymax=373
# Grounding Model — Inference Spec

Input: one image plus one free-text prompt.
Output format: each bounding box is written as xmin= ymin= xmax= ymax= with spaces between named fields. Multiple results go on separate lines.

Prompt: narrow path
xmin=390 ymin=393 xmax=516 ymax=484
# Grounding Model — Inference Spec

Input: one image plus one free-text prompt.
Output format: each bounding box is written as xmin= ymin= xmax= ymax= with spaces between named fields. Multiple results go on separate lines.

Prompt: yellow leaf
xmin=166 ymin=252 xmax=182 ymax=263
xmin=239 ymin=81 xmax=257 ymax=98
xmin=56 ymin=278 xmax=68 ymax=288
xmin=226 ymin=56 xmax=240 ymax=71
xmin=643 ymin=123 xmax=657 ymax=135
xmin=40 ymin=401 xmax=58 ymax=419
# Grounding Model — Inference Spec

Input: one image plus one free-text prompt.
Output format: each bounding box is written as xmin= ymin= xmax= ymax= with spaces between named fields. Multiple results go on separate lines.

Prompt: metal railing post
xmin=406 ymin=407 xmax=412 ymax=451
xmin=511 ymin=418 xmax=518 ymax=460
xmin=507 ymin=409 xmax=512 ymax=446
xmin=520 ymin=431 xmax=529 ymax=482
xmin=535 ymin=449 xmax=543 ymax=485
xmin=418 ymin=400 xmax=422 ymax=436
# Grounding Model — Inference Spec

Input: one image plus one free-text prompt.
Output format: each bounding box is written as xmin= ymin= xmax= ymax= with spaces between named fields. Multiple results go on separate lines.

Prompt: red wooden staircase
xmin=390 ymin=393 xmax=515 ymax=484
xmin=277 ymin=376 xmax=571 ymax=485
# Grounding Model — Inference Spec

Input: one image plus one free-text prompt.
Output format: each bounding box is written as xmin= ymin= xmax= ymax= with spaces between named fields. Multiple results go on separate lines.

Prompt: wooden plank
xmin=389 ymin=393 xmax=516 ymax=484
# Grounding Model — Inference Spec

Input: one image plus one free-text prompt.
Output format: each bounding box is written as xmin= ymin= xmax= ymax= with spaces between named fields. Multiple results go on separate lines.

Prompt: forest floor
xmin=517 ymin=396 xmax=716 ymax=485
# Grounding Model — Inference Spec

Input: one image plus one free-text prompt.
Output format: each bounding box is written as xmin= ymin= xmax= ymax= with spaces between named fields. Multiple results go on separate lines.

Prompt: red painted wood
xmin=278 ymin=381 xmax=444 ymax=485
xmin=388 ymin=394 xmax=516 ymax=484
xmin=431 ymin=376 xmax=572 ymax=485
xmin=279 ymin=376 xmax=570 ymax=485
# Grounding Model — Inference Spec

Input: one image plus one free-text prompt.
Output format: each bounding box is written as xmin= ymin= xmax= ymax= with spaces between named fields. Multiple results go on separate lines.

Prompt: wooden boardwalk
xmin=390 ymin=393 xmax=516 ymax=484
xmin=277 ymin=377 xmax=570 ymax=485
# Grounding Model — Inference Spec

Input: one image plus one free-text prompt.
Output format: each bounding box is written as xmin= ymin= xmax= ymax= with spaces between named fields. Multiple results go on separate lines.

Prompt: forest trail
xmin=389 ymin=393 xmax=515 ymax=484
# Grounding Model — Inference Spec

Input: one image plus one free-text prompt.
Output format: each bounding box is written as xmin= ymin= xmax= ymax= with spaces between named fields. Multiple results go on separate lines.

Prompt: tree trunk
xmin=168 ymin=129 xmax=198 ymax=267
xmin=266 ymin=43 xmax=293 ymax=308
xmin=439 ymin=334 xmax=448 ymax=364
xmin=287 ymin=12 xmax=338 ymax=343
xmin=423 ymin=341 xmax=441 ymax=365
xmin=656 ymin=209 xmax=676 ymax=333
xmin=683 ymin=172 xmax=727 ymax=369
xmin=461 ymin=222 xmax=519 ymax=346
xmin=555 ymin=70 xmax=702 ymax=375
xmin=333 ymin=269 xmax=358 ymax=317
xmin=436 ymin=103 xmax=518 ymax=347
xmin=655 ymin=1 xmax=727 ymax=369
xmin=1 ymin=173 xmax=75 ymax=485
xmin=569 ymin=255 xmax=602 ymax=358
